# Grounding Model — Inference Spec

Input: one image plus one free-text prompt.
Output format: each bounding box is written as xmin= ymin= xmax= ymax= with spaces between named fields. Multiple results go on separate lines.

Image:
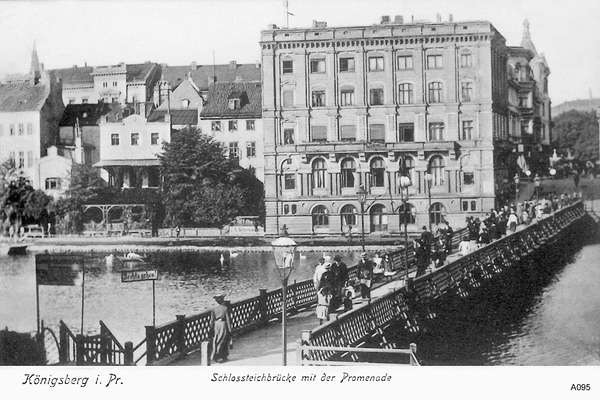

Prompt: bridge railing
xmin=297 ymin=202 xmax=586 ymax=365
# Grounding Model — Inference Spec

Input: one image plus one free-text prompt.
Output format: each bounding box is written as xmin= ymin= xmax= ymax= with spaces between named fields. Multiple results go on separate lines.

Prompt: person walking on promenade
xmin=210 ymin=294 xmax=232 ymax=363
xmin=316 ymin=262 xmax=335 ymax=324
xmin=347 ymin=226 xmax=353 ymax=243
xmin=508 ymin=211 xmax=518 ymax=233
xmin=357 ymin=252 xmax=373 ymax=302
xmin=414 ymin=239 xmax=428 ymax=276
xmin=280 ymin=224 xmax=289 ymax=237
xmin=175 ymin=225 xmax=181 ymax=241
xmin=573 ymin=170 xmax=580 ymax=189
xmin=331 ymin=255 xmax=349 ymax=296
xmin=420 ymin=225 xmax=434 ymax=266
xmin=313 ymin=257 xmax=328 ymax=291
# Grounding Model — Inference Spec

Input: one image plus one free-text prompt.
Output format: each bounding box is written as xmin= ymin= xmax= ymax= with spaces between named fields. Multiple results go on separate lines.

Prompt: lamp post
xmin=525 ymin=170 xmax=531 ymax=199
xmin=534 ymin=173 xmax=541 ymax=204
xmin=271 ymin=237 xmax=298 ymax=366
xmin=549 ymin=168 xmax=556 ymax=194
xmin=424 ymin=173 xmax=433 ymax=231
xmin=398 ymin=175 xmax=412 ymax=283
xmin=513 ymin=173 xmax=520 ymax=209
xmin=356 ymin=185 xmax=368 ymax=251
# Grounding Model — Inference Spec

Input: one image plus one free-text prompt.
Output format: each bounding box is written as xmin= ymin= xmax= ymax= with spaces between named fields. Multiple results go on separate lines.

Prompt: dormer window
xmin=228 ymin=98 xmax=240 ymax=110
xmin=182 ymin=99 xmax=190 ymax=108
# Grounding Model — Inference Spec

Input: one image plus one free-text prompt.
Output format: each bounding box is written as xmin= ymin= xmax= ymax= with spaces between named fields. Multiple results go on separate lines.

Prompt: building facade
xmin=260 ymin=16 xmax=549 ymax=236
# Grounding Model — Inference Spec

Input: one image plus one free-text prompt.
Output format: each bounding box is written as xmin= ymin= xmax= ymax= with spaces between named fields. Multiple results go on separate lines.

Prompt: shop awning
xmin=93 ymin=159 xmax=161 ymax=168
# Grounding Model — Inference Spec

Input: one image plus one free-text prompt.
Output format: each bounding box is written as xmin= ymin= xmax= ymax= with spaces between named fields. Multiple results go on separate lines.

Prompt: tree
xmin=553 ymin=110 xmax=599 ymax=162
xmin=159 ymin=126 xmax=264 ymax=228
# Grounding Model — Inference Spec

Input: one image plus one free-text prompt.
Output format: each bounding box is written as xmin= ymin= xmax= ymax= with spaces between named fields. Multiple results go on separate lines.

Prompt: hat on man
xmin=360 ymin=252 xmax=367 ymax=257
xmin=334 ymin=255 xmax=341 ymax=262
xmin=422 ymin=225 xmax=427 ymax=230
xmin=319 ymin=257 xmax=325 ymax=263
xmin=213 ymin=293 xmax=226 ymax=300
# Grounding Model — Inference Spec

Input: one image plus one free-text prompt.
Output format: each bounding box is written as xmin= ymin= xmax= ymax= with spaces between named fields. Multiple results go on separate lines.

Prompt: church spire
xmin=30 ymin=41 xmax=41 ymax=84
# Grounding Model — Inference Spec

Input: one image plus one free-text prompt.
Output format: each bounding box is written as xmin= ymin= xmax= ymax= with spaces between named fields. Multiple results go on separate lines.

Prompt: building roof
xmin=0 ymin=82 xmax=49 ymax=112
xmin=94 ymin=159 xmax=161 ymax=167
xmin=161 ymin=62 xmax=261 ymax=92
xmin=148 ymin=109 xmax=198 ymax=125
xmin=52 ymin=66 xmax=94 ymax=85
xmin=126 ymin=63 xmax=158 ymax=82
xmin=59 ymin=103 xmax=112 ymax=126
xmin=200 ymin=82 xmax=262 ymax=118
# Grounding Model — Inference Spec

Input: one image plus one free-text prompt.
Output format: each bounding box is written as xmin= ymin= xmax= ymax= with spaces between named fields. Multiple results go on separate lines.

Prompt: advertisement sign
xmin=35 ymin=254 xmax=84 ymax=286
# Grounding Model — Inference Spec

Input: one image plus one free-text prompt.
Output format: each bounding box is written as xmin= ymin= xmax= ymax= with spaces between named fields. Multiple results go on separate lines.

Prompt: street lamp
xmin=549 ymin=168 xmax=556 ymax=194
xmin=397 ymin=175 xmax=412 ymax=284
xmin=424 ymin=173 xmax=433 ymax=231
xmin=271 ymin=236 xmax=298 ymax=366
xmin=513 ymin=173 xmax=520 ymax=210
xmin=534 ymin=173 xmax=541 ymax=204
xmin=356 ymin=185 xmax=368 ymax=251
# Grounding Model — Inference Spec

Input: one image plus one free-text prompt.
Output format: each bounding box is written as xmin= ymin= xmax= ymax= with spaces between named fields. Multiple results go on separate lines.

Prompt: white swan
xmin=228 ymin=249 xmax=239 ymax=258
xmin=219 ymin=253 xmax=225 ymax=267
xmin=299 ymin=253 xmax=307 ymax=259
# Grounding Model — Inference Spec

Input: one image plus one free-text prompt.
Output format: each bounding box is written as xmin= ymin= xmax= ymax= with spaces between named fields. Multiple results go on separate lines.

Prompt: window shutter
xmin=340 ymin=125 xmax=356 ymax=141
xmin=311 ymin=126 xmax=327 ymax=141
xmin=370 ymin=124 xmax=385 ymax=142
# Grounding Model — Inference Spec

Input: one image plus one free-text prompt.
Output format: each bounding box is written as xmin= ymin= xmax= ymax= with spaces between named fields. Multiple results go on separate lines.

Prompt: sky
xmin=0 ymin=0 xmax=599 ymax=105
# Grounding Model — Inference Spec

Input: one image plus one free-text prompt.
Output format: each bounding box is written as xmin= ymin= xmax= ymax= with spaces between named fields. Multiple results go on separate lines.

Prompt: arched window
xmin=312 ymin=205 xmax=329 ymax=227
xmin=370 ymin=157 xmax=386 ymax=187
xmin=428 ymin=82 xmax=443 ymax=103
xmin=429 ymin=156 xmax=445 ymax=186
xmin=430 ymin=202 xmax=447 ymax=226
xmin=398 ymin=202 xmax=416 ymax=225
xmin=312 ymin=158 xmax=327 ymax=189
xmin=181 ymin=99 xmax=190 ymax=108
xmin=340 ymin=204 xmax=357 ymax=227
xmin=340 ymin=158 xmax=355 ymax=188
xmin=370 ymin=204 xmax=387 ymax=232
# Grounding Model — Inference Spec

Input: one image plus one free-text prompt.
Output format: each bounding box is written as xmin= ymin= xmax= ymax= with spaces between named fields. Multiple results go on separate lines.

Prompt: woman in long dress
xmin=210 ymin=294 xmax=232 ymax=363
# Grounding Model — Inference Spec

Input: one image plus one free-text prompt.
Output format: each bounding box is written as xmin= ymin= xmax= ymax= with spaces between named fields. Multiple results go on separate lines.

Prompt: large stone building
xmin=260 ymin=15 xmax=550 ymax=236
xmin=0 ymin=46 xmax=64 ymax=191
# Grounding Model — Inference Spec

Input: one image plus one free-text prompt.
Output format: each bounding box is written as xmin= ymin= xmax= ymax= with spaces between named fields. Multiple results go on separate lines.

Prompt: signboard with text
xmin=35 ymin=254 xmax=84 ymax=286
xmin=121 ymin=269 xmax=159 ymax=283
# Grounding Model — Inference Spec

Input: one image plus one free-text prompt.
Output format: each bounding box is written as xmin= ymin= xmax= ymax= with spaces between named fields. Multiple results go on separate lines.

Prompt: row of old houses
xmin=0 ymin=15 xmax=551 ymax=236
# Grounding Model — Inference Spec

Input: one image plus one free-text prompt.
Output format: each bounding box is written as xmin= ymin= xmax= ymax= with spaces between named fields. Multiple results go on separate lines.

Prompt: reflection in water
xmin=0 ymin=250 xmax=359 ymax=345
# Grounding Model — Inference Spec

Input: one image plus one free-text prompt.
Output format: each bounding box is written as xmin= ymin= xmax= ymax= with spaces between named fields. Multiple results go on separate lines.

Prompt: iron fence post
xmin=258 ymin=289 xmax=268 ymax=325
xmin=124 ymin=341 xmax=134 ymax=366
xmin=175 ymin=315 xmax=187 ymax=356
xmin=145 ymin=325 xmax=156 ymax=366
xmin=59 ymin=322 xmax=68 ymax=364
xmin=75 ymin=334 xmax=85 ymax=366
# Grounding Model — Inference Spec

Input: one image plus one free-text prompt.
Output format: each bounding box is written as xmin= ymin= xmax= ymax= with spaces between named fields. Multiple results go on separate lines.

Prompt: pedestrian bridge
xmin=43 ymin=201 xmax=593 ymax=366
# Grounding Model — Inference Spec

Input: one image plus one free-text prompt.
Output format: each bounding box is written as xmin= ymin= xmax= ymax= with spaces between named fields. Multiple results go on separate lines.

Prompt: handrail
xmin=297 ymin=343 xmax=420 ymax=366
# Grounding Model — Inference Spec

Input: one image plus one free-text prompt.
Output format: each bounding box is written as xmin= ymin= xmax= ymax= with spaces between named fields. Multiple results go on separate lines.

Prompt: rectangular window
xmin=429 ymin=123 xmax=444 ymax=141
xmin=229 ymin=120 xmax=238 ymax=131
xmin=461 ymin=82 xmax=473 ymax=102
xmin=111 ymin=133 xmax=120 ymax=146
xmin=340 ymin=125 xmax=356 ymax=141
xmin=368 ymin=56 xmax=384 ymax=71
xmin=46 ymin=178 xmax=61 ymax=190
xmin=103 ymin=82 xmax=108 ymax=88
xmin=9 ymin=124 xmax=14 ymax=135
xmin=113 ymin=82 xmax=118 ymax=87
xmin=339 ymin=57 xmax=355 ymax=72
xmin=27 ymin=123 xmax=33 ymax=135
xmin=311 ymin=90 xmax=325 ymax=107
xmin=427 ymin=54 xmax=443 ymax=69
xmin=284 ymin=173 xmax=296 ymax=190
xmin=69 ymin=99 xmax=76 ymax=104
xmin=131 ymin=133 xmax=139 ymax=146
xmin=27 ymin=151 xmax=33 ymax=168
xmin=9 ymin=151 xmax=15 ymax=163
xmin=282 ymin=91 xmax=294 ymax=107
xmin=310 ymin=59 xmax=326 ymax=73
xmin=461 ymin=54 xmax=473 ymax=68
xmin=282 ymin=60 xmax=293 ymax=74
xmin=246 ymin=142 xmax=256 ymax=157
xmin=311 ymin=126 xmax=328 ymax=142
xmin=397 ymin=55 xmax=413 ymax=70
xmin=340 ymin=89 xmax=354 ymax=106
xmin=246 ymin=120 xmax=255 ymax=130
xmin=228 ymin=142 xmax=239 ymax=159
xmin=461 ymin=121 xmax=473 ymax=140
xmin=428 ymin=82 xmax=443 ymax=103
xmin=370 ymin=124 xmax=385 ymax=142
xmin=462 ymin=201 xmax=469 ymax=211
xmin=18 ymin=124 xmax=24 ymax=135
xmin=18 ymin=151 xmax=24 ymax=168
xmin=464 ymin=172 xmax=474 ymax=185
xmin=283 ymin=129 xmax=295 ymax=144
xmin=398 ymin=83 xmax=413 ymax=104
xmin=82 ymin=98 xmax=89 ymax=104
xmin=151 ymin=132 xmax=159 ymax=145
xmin=398 ymin=123 xmax=414 ymax=142
xmin=212 ymin=121 xmax=221 ymax=132
xmin=369 ymin=88 xmax=384 ymax=105
xmin=471 ymin=201 xmax=477 ymax=211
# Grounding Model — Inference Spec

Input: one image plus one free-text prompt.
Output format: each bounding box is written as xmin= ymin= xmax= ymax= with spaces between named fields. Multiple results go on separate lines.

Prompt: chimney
xmin=394 ymin=15 xmax=404 ymax=24
xmin=164 ymin=113 xmax=171 ymax=123
xmin=381 ymin=15 xmax=390 ymax=24
xmin=436 ymin=13 xmax=441 ymax=23
xmin=229 ymin=61 xmax=237 ymax=70
xmin=191 ymin=61 xmax=197 ymax=70
xmin=312 ymin=20 xmax=318 ymax=27
xmin=268 ymin=24 xmax=278 ymax=29
xmin=255 ymin=60 xmax=260 ymax=69
xmin=139 ymin=102 xmax=146 ymax=117
xmin=73 ymin=65 xmax=77 ymax=68
xmin=208 ymin=76 xmax=216 ymax=86
xmin=100 ymin=115 xmax=108 ymax=123
xmin=449 ymin=14 xmax=454 ymax=22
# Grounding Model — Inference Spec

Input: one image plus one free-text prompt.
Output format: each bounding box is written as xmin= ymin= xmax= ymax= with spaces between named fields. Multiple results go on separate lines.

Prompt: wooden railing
xmin=296 ymin=343 xmax=419 ymax=366
xmin=297 ymin=202 xmax=586 ymax=365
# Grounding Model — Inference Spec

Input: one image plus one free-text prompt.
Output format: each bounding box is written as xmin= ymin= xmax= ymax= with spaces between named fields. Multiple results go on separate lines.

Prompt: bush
xmin=0 ymin=330 xmax=45 ymax=365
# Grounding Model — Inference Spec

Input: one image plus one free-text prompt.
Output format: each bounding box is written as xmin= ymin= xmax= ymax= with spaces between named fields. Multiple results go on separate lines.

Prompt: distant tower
xmin=30 ymin=41 xmax=41 ymax=85
xmin=520 ymin=18 xmax=538 ymax=56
